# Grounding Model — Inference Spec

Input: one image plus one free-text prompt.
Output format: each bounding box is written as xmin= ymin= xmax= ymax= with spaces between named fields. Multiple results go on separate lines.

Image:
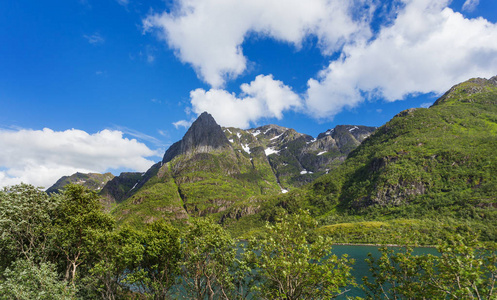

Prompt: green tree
xmin=245 ymin=211 xmax=355 ymax=300
xmin=137 ymin=220 xmax=182 ymax=300
xmin=0 ymin=184 xmax=60 ymax=267
xmin=363 ymin=234 xmax=497 ymax=299
xmin=425 ymin=236 xmax=497 ymax=299
xmin=0 ymin=258 xmax=76 ymax=300
xmin=180 ymin=218 xmax=238 ymax=300
xmin=84 ymin=226 xmax=145 ymax=300
xmin=53 ymin=184 xmax=115 ymax=284
xmin=362 ymin=246 xmax=441 ymax=299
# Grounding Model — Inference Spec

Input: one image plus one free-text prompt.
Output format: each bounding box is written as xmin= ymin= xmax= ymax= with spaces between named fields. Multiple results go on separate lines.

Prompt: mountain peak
xmin=433 ymin=75 xmax=497 ymax=106
xmin=162 ymin=112 xmax=230 ymax=163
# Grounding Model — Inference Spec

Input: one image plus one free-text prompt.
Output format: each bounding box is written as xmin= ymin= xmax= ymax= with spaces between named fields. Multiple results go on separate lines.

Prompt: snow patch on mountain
xmin=241 ymin=144 xmax=251 ymax=154
xmin=270 ymin=133 xmax=284 ymax=141
xmin=325 ymin=129 xmax=334 ymax=135
xmin=265 ymin=147 xmax=280 ymax=156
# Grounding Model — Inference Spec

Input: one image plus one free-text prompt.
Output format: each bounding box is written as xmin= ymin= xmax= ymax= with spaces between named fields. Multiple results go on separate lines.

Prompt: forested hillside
xmin=257 ymin=76 xmax=497 ymax=244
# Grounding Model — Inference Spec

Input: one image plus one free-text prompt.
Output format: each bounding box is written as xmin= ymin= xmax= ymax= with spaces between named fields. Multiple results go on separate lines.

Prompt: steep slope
xmin=99 ymin=172 xmax=144 ymax=208
xmin=112 ymin=112 xmax=281 ymax=226
xmin=223 ymin=124 xmax=376 ymax=190
xmin=162 ymin=112 xmax=232 ymax=163
xmin=301 ymin=76 xmax=497 ymax=240
xmin=47 ymin=114 xmax=375 ymax=227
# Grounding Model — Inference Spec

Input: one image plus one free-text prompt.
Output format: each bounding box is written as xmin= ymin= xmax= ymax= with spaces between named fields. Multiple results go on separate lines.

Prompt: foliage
xmin=0 ymin=184 xmax=61 ymax=268
xmin=0 ymin=258 xmax=76 ymax=300
xmin=138 ymin=220 xmax=182 ymax=299
xmin=245 ymin=211 xmax=355 ymax=299
xmin=180 ymin=218 xmax=239 ymax=300
xmin=363 ymin=234 xmax=497 ymax=299
xmin=53 ymin=184 xmax=115 ymax=284
xmin=82 ymin=226 xmax=145 ymax=299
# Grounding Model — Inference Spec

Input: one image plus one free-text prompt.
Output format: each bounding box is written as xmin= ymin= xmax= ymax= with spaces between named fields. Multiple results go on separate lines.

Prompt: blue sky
xmin=1 ymin=0 xmax=496 ymax=188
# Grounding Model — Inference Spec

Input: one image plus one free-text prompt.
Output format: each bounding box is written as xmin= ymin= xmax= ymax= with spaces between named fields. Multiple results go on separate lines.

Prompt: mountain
xmin=288 ymin=76 xmax=497 ymax=240
xmin=99 ymin=172 xmax=145 ymax=209
xmin=47 ymin=112 xmax=374 ymax=227
xmin=46 ymin=172 xmax=114 ymax=194
xmin=110 ymin=112 xmax=281 ymax=226
xmin=44 ymin=75 xmax=497 ymax=242
xmin=223 ymin=124 xmax=376 ymax=189
xmin=163 ymin=112 xmax=231 ymax=163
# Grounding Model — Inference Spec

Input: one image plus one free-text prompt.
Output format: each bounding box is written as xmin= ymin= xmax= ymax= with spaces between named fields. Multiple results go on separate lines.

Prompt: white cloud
xmin=112 ymin=125 xmax=164 ymax=146
xmin=188 ymin=74 xmax=302 ymax=128
xmin=0 ymin=128 xmax=160 ymax=189
xmin=143 ymin=0 xmax=372 ymax=87
xmin=83 ymin=33 xmax=105 ymax=45
xmin=172 ymin=120 xmax=192 ymax=129
xmin=462 ymin=0 xmax=479 ymax=12
xmin=305 ymin=0 xmax=497 ymax=119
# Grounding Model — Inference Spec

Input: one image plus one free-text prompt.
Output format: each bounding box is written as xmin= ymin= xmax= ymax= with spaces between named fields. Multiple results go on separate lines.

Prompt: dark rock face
xmin=163 ymin=112 xmax=231 ymax=163
xmin=223 ymin=123 xmax=376 ymax=189
xmin=100 ymin=172 xmax=144 ymax=204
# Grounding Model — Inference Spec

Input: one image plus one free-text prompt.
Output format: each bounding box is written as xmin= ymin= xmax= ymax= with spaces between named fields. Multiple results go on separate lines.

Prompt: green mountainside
xmin=44 ymin=75 xmax=497 ymax=242
xmin=316 ymin=75 xmax=497 ymax=209
xmin=258 ymin=76 xmax=497 ymax=243
xmin=107 ymin=114 xmax=375 ymax=227
xmin=46 ymin=113 xmax=374 ymax=227
xmin=110 ymin=112 xmax=282 ymax=227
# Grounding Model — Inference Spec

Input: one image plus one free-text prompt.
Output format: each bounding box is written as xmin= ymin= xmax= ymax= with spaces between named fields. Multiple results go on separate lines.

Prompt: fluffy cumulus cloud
xmin=146 ymin=0 xmax=497 ymax=121
xmin=143 ymin=0 xmax=372 ymax=87
xmin=184 ymin=74 xmax=302 ymax=128
xmin=0 ymin=128 xmax=160 ymax=189
xmin=306 ymin=0 xmax=497 ymax=118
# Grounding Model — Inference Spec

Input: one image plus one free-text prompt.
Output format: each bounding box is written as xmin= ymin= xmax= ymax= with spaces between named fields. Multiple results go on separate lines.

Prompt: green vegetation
xmin=6 ymin=78 xmax=497 ymax=297
xmin=363 ymin=234 xmax=497 ymax=299
xmin=180 ymin=218 xmax=240 ymax=299
xmin=244 ymin=77 xmax=497 ymax=245
xmin=1 ymin=184 xmax=496 ymax=299
xmin=112 ymin=164 xmax=187 ymax=228
xmin=245 ymin=211 xmax=355 ymax=299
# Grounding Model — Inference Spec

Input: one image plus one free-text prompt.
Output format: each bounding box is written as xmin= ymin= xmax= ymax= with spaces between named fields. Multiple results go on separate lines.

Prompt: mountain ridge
xmin=47 ymin=118 xmax=375 ymax=226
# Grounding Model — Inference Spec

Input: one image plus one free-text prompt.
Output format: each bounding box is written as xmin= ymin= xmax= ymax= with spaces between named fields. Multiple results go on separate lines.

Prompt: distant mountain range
xmin=48 ymin=113 xmax=375 ymax=225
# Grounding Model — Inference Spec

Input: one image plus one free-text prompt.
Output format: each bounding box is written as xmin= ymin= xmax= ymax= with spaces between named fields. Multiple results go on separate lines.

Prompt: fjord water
xmin=331 ymin=245 xmax=440 ymax=298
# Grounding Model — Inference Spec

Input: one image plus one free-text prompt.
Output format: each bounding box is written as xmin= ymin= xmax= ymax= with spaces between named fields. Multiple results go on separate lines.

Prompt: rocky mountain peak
xmin=162 ymin=112 xmax=231 ymax=163
xmin=317 ymin=125 xmax=376 ymax=142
